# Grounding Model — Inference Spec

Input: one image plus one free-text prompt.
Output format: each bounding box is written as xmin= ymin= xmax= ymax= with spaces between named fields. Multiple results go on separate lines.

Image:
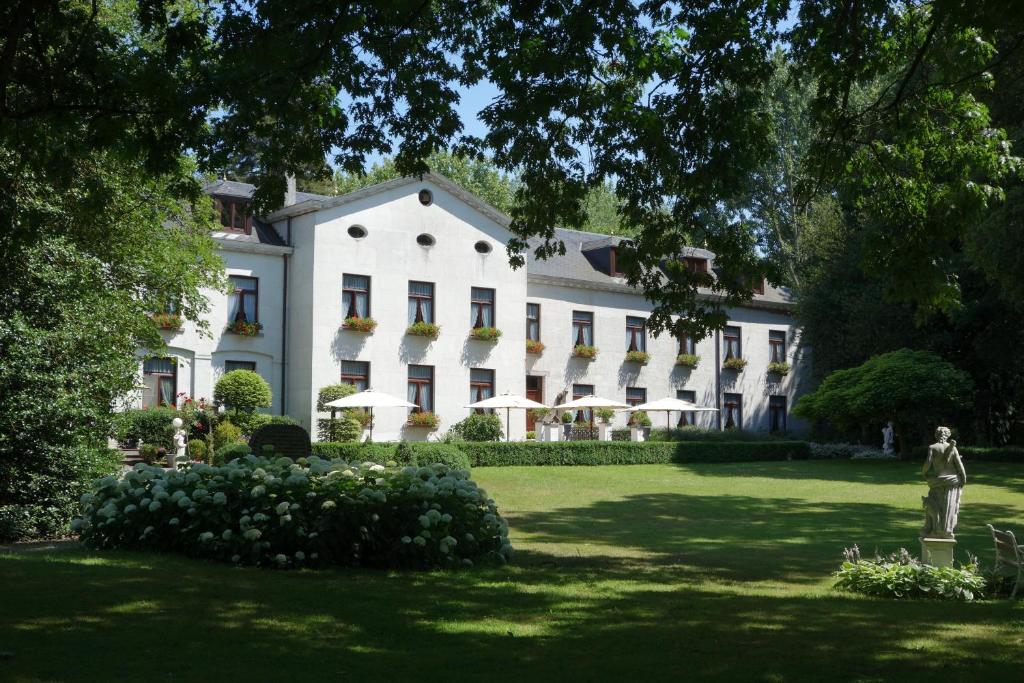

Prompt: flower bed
xmin=406 ymin=321 xmax=440 ymax=339
xmin=526 ymin=339 xmax=545 ymax=354
xmin=675 ymin=353 xmax=699 ymax=369
xmin=73 ymin=454 xmax=511 ymax=570
xmin=227 ymin=320 xmax=263 ymax=336
xmin=624 ymin=350 xmax=650 ymax=364
xmin=572 ymin=344 xmax=598 ymax=359
xmin=835 ymin=546 xmax=985 ymax=600
xmin=342 ymin=316 xmax=378 ymax=333
xmin=406 ymin=411 xmax=441 ymax=430
xmin=152 ymin=312 xmax=182 ymax=331
xmin=722 ymin=357 xmax=747 ymax=371
xmin=469 ymin=326 xmax=502 ymax=342
xmin=767 ymin=361 xmax=791 ymax=375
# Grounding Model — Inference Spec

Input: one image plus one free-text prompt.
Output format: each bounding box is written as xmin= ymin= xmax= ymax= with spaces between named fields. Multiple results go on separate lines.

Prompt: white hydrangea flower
xmin=231 ymin=554 xmax=241 ymax=563
xmin=124 ymin=504 xmax=137 ymax=514
xmin=321 ymin=500 xmax=336 ymax=510
xmin=250 ymin=485 xmax=266 ymax=497
xmin=413 ymin=536 xmax=427 ymax=546
xmin=199 ymin=532 xmax=215 ymax=542
xmin=294 ymin=551 xmax=305 ymax=561
xmin=148 ymin=501 xmax=162 ymax=513
xmin=222 ymin=529 xmax=232 ymax=540
xmin=243 ymin=528 xmax=261 ymax=540
xmin=274 ymin=554 xmax=288 ymax=565
xmin=275 ymin=501 xmax=290 ymax=515
xmin=213 ymin=492 xmax=228 ymax=505
xmin=418 ymin=515 xmax=431 ymax=528
xmin=169 ymin=517 xmax=179 ymax=526
xmin=401 ymin=536 xmax=412 ymax=544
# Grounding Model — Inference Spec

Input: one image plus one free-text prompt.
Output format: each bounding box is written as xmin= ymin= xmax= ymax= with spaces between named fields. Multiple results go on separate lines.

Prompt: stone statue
xmin=882 ymin=421 xmax=895 ymax=456
xmin=171 ymin=417 xmax=186 ymax=468
xmin=921 ymin=427 xmax=966 ymax=539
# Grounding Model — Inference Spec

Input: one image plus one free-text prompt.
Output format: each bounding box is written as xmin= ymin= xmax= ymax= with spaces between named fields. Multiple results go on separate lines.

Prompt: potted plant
xmin=526 ymin=339 xmax=545 ymax=355
xmin=152 ymin=312 xmax=182 ymax=331
xmin=469 ymin=326 xmax=502 ymax=342
xmin=561 ymin=410 xmax=574 ymax=438
xmin=525 ymin=430 xmax=536 ymax=440
xmin=596 ymin=408 xmax=615 ymax=441
xmin=227 ymin=320 xmax=262 ymax=336
xmin=629 ymin=410 xmax=652 ymax=441
xmin=406 ymin=321 xmax=440 ymax=339
xmin=625 ymin=350 xmax=650 ymax=365
xmin=572 ymin=344 xmax=598 ymax=360
xmin=723 ymin=357 xmax=748 ymax=372
xmin=406 ymin=411 xmax=440 ymax=430
xmin=675 ymin=353 xmax=700 ymax=369
xmin=767 ymin=361 xmax=791 ymax=376
xmin=342 ymin=316 xmax=378 ymax=333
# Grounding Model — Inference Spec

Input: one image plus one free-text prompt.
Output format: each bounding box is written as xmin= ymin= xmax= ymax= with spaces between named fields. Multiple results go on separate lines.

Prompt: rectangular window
xmin=215 ymin=198 xmax=252 ymax=234
xmin=471 ymin=287 xmax=495 ymax=328
xmin=572 ymin=383 xmax=595 ymax=423
xmin=679 ymin=333 xmax=696 ymax=355
xmin=572 ymin=311 xmax=594 ymax=346
xmin=723 ymin=393 xmax=743 ymax=430
xmin=676 ymin=390 xmax=697 ymax=427
xmin=407 ymin=365 xmax=434 ymax=413
xmin=752 ymin=277 xmax=765 ymax=295
xmin=769 ymin=330 xmax=787 ymax=363
xmin=684 ymin=257 xmax=708 ymax=274
xmin=470 ymin=368 xmax=495 ymax=412
xmin=769 ymin=395 xmax=787 ymax=433
xmin=224 ymin=360 xmax=256 ymax=374
xmin=723 ymin=326 xmax=741 ymax=360
xmin=228 ymin=275 xmax=258 ymax=324
xmin=526 ymin=303 xmax=541 ymax=341
xmin=142 ymin=357 xmax=177 ymax=408
xmin=626 ymin=316 xmax=647 ymax=352
xmin=341 ymin=361 xmax=370 ymax=391
xmin=610 ymin=247 xmax=625 ymax=276
xmin=342 ymin=274 xmax=370 ymax=319
xmin=408 ymin=281 xmax=435 ymax=324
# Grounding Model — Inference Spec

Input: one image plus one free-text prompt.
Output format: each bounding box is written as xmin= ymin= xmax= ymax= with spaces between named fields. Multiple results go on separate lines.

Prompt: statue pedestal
xmin=920 ymin=537 xmax=956 ymax=567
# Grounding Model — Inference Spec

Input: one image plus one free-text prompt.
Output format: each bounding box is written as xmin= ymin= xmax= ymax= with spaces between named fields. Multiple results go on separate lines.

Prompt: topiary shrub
xmin=212 ymin=442 xmax=251 ymax=466
xmin=447 ymin=413 xmax=503 ymax=442
xmin=317 ymin=383 xmax=363 ymax=441
xmin=214 ymin=370 xmax=272 ymax=413
xmin=75 ymin=455 xmax=510 ymax=569
xmin=187 ymin=439 xmax=207 ymax=463
xmin=212 ymin=421 xmax=244 ymax=451
xmin=249 ymin=424 xmax=312 ymax=461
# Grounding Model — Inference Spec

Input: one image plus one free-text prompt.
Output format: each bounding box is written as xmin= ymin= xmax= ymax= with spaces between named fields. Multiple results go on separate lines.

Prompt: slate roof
xmin=203 ymin=179 xmax=330 ymax=247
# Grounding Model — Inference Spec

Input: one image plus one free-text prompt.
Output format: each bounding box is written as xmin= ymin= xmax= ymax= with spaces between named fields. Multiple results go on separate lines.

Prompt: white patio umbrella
xmin=465 ymin=391 xmax=547 ymax=441
xmin=553 ymin=395 xmax=632 ymax=433
xmin=324 ymin=388 xmax=417 ymax=441
xmin=629 ymin=396 xmax=718 ymax=430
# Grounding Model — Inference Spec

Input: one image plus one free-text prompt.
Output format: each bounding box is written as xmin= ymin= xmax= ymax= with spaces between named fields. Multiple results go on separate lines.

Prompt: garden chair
xmin=986 ymin=524 xmax=1023 ymax=599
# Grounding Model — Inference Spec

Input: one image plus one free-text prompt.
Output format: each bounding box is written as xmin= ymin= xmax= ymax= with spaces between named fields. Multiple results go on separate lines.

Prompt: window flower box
xmin=406 ymin=321 xmax=440 ymax=339
xmin=624 ymin=350 xmax=650 ymax=365
xmin=469 ymin=326 xmax=502 ymax=342
xmin=675 ymin=353 xmax=700 ymax=369
xmin=526 ymin=339 xmax=545 ymax=355
xmin=572 ymin=344 xmax=598 ymax=360
xmin=723 ymin=357 xmax=748 ymax=372
xmin=227 ymin=320 xmax=262 ymax=336
xmin=152 ymin=312 xmax=182 ymax=331
xmin=342 ymin=316 xmax=377 ymax=333
xmin=406 ymin=411 xmax=440 ymax=430
xmin=767 ymin=361 xmax=791 ymax=376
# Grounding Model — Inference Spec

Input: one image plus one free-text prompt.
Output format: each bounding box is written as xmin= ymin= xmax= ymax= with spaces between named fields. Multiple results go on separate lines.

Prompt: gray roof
xmin=203 ymin=179 xmax=329 ymax=247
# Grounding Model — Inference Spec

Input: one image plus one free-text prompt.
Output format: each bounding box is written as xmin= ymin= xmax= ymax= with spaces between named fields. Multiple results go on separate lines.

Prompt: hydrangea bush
xmin=73 ymin=454 xmax=512 ymax=570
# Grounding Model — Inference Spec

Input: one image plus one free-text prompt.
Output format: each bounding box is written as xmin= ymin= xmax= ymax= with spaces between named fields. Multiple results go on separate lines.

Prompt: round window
xmin=347 ymin=225 xmax=367 ymax=239
xmin=474 ymin=240 xmax=492 ymax=254
xmin=418 ymin=189 xmax=433 ymax=206
xmin=416 ymin=233 xmax=435 ymax=247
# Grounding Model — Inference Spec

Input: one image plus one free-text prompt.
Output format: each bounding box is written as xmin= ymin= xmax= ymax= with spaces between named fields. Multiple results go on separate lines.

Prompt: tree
xmin=214 ymin=370 xmax=272 ymax=413
xmin=794 ymin=350 xmax=974 ymax=454
xmin=316 ymin=384 xmax=363 ymax=442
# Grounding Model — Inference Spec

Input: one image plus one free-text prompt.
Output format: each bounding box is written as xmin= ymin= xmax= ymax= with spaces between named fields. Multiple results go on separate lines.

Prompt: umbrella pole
xmin=506 ymin=408 xmax=510 ymax=442
xmin=369 ymin=406 xmax=374 ymax=442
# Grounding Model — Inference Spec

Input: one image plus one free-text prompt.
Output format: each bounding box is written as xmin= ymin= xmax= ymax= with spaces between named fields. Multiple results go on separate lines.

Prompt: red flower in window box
xmin=342 ymin=316 xmax=378 ymax=333
xmin=152 ymin=312 xmax=182 ymax=331
xmin=406 ymin=322 xmax=440 ymax=339
xmin=227 ymin=320 xmax=262 ymax=336
xmin=526 ymin=339 xmax=545 ymax=355
xmin=406 ymin=411 xmax=440 ymax=429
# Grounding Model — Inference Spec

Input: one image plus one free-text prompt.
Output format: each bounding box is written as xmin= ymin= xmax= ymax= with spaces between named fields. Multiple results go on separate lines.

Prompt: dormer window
xmin=610 ymin=247 xmax=625 ymax=277
xmin=683 ymin=257 xmax=708 ymax=274
xmin=214 ymin=197 xmax=252 ymax=234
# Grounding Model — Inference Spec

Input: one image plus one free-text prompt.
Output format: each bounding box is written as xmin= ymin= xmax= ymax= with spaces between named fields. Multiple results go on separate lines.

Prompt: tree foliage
xmin=214 ymin=370 xmax=272 ymax=413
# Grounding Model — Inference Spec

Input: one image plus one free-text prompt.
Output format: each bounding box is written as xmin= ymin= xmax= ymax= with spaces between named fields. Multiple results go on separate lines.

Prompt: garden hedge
xmin=312 ymin=440 xmax=810 ymax=467
xmin=912 ymin=445 xmax=1024 ymax=463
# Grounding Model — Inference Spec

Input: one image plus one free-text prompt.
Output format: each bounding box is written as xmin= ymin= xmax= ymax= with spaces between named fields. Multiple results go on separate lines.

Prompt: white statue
xmin=882 ymin=421 xmax=895 ymax=456
xmin=921 ymin=427 xmax=966 ymax=539
xmin=171 ymin=417 xmax=186 ymax=468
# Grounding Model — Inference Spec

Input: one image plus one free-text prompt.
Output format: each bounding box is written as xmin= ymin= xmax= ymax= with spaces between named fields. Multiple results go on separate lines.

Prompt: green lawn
xmin=2 ymin=461 xmax=1023 ymax=682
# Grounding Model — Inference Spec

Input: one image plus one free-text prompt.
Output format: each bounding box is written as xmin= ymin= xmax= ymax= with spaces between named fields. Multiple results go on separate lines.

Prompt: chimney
xmin=284 ymin=174 xmax=297 ymax=207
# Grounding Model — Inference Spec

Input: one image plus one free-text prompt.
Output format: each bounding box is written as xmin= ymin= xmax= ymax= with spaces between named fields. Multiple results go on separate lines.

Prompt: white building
xmin=137 ymin=173 xmax=811 ymax=440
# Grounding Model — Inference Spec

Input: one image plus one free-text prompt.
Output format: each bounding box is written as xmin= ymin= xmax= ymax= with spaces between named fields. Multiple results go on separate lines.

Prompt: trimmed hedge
xmin=912 ymin=445 xmax=1024 ymax=463
xmin=312 ymin=442 xmax=398 ymax=462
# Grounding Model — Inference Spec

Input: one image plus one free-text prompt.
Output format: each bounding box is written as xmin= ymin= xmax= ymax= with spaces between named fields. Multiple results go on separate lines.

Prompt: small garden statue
xmin=171 ymin=417 xmax=186 ymax=468
xmin=921 ymin=427 xmax=966 ymax=539
xmin=881 ymin=421 xmax=895 ymax=456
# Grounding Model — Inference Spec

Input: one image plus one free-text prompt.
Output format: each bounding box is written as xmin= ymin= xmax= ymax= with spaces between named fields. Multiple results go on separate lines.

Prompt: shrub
xmin=312 ymin=442 xmax=398 ymax=462
xmin=114 ymin=407 xmax=178 ymax=449
xmin=624 ymin=350 xmax=649 ymax=364
xmin=910 ymin=446 xmax=1024 ymax=463
xmin=342 ymin=316 xmax=377 ymax=332
xmin=649 ymin=427 xmax=787 ymax=442
xmin=139 ymin=444 xmax=161 ymax=464
xmin=407 ymin=411 xmax=440 ymax=430
xmin=834 ymin=546 xmax=985 ymax=600
xmin=226 ymin=320 xmax=262 ymax=336
xmin=529 ymin=407 xmax=550 ymax=421
xmin=318 ymin=416 xmax=363 ymax=442
xmin=212 ymin=421 xmax=244 ymax=451
xmin=767 ymin=361 xmax=791 ymax=375
xmin=187 ymin=439 xmax=208 ymax=463
xmin=214 ymin=370 xmax=272 ymax=413
xmin=74 ymin=455 xmax=510 ymax=570
xmin=406 ymin=321 xmax=440 ymax=338
xmin=723 ymin=357 xmax=748 ymax=371
xmin=561 ymin=411 xmax=574 ymax=424
xmin=249 ymin=424 xmax=312 ymax=461
xmin=596 ymin=408 xmax=615 ymax=424
xmin=611 ymin=428 xmax=630 ymax=441
xmin=629 ymin=411 xmax=652 ymax=427
xmin=810 ymin=442 xmax=889 ymax=460
xmin=675 ymin=353 xmax=699 ymax=368
xmin=572 ymin=344 xmax=598 ymax=359
xmin=454 ymin=441 xmax=811 ymax=466
xmin=526 ymin=431 xmax=536 ymax=440
xmin=394 ymin=442 xmax=472 ymax=470
xmin=448 ymin=414 xmax=504 ymax=442
xmin=526 ymin=339 xmax=545 ymax=354
xmin=469 ymin=326 xmax=502 ymax=341
xmin=212 ymin=442 xmax=251 ymax=466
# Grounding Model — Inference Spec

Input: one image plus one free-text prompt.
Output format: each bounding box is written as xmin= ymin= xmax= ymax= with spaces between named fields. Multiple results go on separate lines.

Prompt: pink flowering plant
xmin=73 ymin=453 xmax=512 ymax=570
